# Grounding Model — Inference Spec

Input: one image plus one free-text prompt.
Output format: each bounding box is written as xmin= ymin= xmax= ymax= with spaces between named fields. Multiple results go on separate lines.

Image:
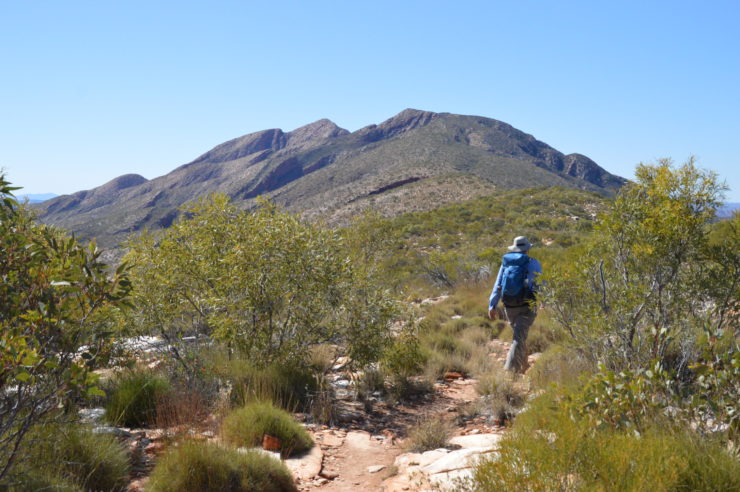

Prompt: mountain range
xmin=35 ymin=109 xmax=625 ymax=247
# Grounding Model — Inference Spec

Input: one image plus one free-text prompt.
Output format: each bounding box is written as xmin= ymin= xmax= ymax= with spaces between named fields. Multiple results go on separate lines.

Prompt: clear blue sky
xmin=2 ymin=1 xmax=739 ymax=200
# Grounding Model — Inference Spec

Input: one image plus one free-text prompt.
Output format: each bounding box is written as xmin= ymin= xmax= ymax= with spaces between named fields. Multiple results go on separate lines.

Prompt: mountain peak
xmin=99 ymin=174 xmax=148 ymax=193
xmin=286 ymin=119 xmax=349 ymax=149
xmin=377 ymin=109 xmax=438 ymax=138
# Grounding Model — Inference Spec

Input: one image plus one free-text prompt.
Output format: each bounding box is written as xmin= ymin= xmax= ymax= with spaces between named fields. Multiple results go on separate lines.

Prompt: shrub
xmin=53 ymin=426 xmax=130 ymax=492
xmin=0 ymin=175 xmax=132 ymax=483
xmin=476 ymin=369 xmax=527 ymax=424
xmin=227 ymin=362 xmax=317 ymax=411
xmin=386 ymin=377 xmax=433 ymax=404
xmin=104 ymin=369 xmax=171 ymax=427
xmin=457 ymin=326 xmax=486 ymax=347
xmin=155 ymin=385 xmax=210 ymax=430
xmin=406 ymin=416 xmax=453 ymax=452
xmin=527 ymin=345 xmax=591 ymax=391
xmin=125 ymin=195 xmax=399 ymax=375
xmin=13 ymin=424 xmax=129 ymax=492
xmin=381 ymin=329 xmax=425 ymax=382
xmin=147 ymin=440 xmax=297 ymax=492
xmin=307 ymin=344 xmax=338 ymax=374
xmin=221 ymin=402 xmax=313 ymax=457
xmin=356 ymin=366 xmax=385 ymax=399
xmin=422 ymin=350 xmax=469 ymax=381
xmin=473 ymin=386 xmax=740 ymax=491
xmin=476 ymin=370 xmax=525 ymax=407
xmin=524 ymin=311 xmax=560 ymax=353
xmin=306 ymin=375 xmax=335 ymax=426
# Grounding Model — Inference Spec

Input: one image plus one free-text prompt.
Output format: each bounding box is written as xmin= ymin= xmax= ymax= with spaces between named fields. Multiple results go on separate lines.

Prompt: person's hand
xmin=488 ymin=308 xmax=497 ymax=320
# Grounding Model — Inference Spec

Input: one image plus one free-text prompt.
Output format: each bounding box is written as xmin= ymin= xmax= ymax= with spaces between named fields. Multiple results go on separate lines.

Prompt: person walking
xmin=488 ymin=236 xmax=542 ymax=373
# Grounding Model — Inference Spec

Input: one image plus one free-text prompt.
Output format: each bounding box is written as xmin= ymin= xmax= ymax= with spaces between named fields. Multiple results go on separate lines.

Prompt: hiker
xmin=488 ymin=236 xmax=542 ymax=373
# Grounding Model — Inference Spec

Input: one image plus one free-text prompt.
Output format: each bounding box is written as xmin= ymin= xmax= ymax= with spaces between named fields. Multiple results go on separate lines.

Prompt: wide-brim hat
xmin=507 ymin=236 xmax=532 ymax=252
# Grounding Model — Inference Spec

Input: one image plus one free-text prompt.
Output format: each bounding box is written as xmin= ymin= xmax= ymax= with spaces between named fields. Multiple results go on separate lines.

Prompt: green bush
xmin=125 ymin=195 xmax=399 ymax=374
xmin=0 ymin=175 xmax=132 ymax=484
xmin=406 ymin=416 xmax=453 ymax=453
xmin=473 ymin=387 xmax=740 ymax=491
xmin=148 ymin=440 xmax=297 ymax=492
xmin=221 ymin=402 xmax=313 ymax=457
xmin=12 ymin=424 xmax=129 ymax=492
xmin=104 ymin=369 xmax=171 ymax=427
xmin=381 ymin=329 xmax=425 ymax=383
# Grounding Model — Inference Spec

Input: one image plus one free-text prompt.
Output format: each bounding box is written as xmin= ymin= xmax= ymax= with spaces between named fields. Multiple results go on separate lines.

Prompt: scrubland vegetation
xmin=0 ymin=158 xmax=737 ymax=490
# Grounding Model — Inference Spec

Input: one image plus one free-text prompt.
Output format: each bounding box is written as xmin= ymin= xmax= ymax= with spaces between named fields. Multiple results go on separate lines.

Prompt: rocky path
xmin=287 ymin=339 xmax=536 ymax=492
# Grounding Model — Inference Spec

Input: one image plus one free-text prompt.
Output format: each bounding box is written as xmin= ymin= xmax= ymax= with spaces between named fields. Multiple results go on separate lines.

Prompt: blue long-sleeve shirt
xmin=488 ymin=255 xmax=543 ymax=310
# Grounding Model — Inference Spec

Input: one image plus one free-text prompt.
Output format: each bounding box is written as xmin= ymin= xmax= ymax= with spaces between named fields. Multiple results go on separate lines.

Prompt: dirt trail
xmin=293 ymin=340 xmax=517 ymax=491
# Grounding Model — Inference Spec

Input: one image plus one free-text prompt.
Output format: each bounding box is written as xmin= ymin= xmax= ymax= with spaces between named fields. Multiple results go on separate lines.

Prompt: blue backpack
xmin=501 ymin=252 xmax=532 ymax=307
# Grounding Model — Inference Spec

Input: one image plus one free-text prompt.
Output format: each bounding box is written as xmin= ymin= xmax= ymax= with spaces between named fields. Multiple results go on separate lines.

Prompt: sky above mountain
xmin=1 ymin=1 xmax=738 ymax=200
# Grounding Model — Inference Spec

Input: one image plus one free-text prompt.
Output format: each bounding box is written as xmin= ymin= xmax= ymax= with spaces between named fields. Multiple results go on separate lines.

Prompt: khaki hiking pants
xmin=503 ymin=305 xmax=536 ymax=373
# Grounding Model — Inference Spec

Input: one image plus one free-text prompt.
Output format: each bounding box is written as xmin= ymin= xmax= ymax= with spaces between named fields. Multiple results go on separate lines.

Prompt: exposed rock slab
xmin=429 ymin=468 xmax=476 ymax=490
xmin=284 ymin=445 xmax=323 ymax=481
xmin=448 ymin=433 xmax=503 ymax=449
xmin=422 ymin=447 xmax=490 ymax=475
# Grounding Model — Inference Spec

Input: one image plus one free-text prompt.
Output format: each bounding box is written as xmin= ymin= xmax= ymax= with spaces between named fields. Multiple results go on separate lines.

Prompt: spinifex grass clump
xmin=147 ymin=440 xmax=297 ymax=492
xmin=227 ymin=362 xmax=317 ymax=411
xmin=13 ymin=424 xmax=129 ymax=492
xmin=476 ymin=368 xmax=527 ymax=424
xmin=104 ymin=369 xmax=171 ymax=427
xmin=406 ymin=416 xmax=454 ymax=453
xmin=221 ymin=401 xmax=313 ymax=457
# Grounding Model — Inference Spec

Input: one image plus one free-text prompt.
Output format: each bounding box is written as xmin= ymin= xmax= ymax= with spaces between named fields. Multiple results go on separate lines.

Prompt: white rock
xmin=367 ymin=465 xmax=386 ymax=473
xmin=419 ymin=449 xmax=450 ymax=467
xmin=422 ymin=447 xmax=490 ymax=475
xmin=394 ymin=452 xmax=422 ymax=468
xmin=429 ymin=468 xmax=475 ymax=490
xmin=448 ymin=433 xmax=502 ymax=449
xmin=284 ymin=445 xmax=323 ymax=480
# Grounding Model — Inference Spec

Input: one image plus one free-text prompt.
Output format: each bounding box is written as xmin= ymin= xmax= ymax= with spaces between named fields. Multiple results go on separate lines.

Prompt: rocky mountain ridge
xmin=36 ymin=109 xmax=625 ymax=246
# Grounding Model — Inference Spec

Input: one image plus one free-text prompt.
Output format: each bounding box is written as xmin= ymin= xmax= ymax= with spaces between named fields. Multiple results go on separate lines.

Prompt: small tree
xmin=124 ymin=195 xmax=399 ymax=378
xmin=545 ymin=158 xmax=735 ymax=373
xmin=0 ymin=175 xmax=131 ymax=481
xmin=541 ymin=159 xmax=738 ymax=441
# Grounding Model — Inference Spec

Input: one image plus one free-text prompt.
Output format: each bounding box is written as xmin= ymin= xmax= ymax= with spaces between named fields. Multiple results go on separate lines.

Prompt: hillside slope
xmin=36 ymin=109 xmax=624 ymax=246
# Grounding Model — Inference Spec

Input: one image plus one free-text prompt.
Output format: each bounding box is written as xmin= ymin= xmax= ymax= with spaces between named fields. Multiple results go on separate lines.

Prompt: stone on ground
xmin=284 ymin=445 xmax=323 ymax=481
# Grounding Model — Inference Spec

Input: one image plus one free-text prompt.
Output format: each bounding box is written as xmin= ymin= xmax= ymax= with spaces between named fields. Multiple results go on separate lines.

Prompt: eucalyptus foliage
xmin=125 ymin=194 xmax=399 ymax=374
xmin=0 ymin=175 xmax=131 ymax=482
xmin=544 ymin=159 xmax=738 ymax=441
xmin=544 ymin=158 xmax=736 ymax=372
